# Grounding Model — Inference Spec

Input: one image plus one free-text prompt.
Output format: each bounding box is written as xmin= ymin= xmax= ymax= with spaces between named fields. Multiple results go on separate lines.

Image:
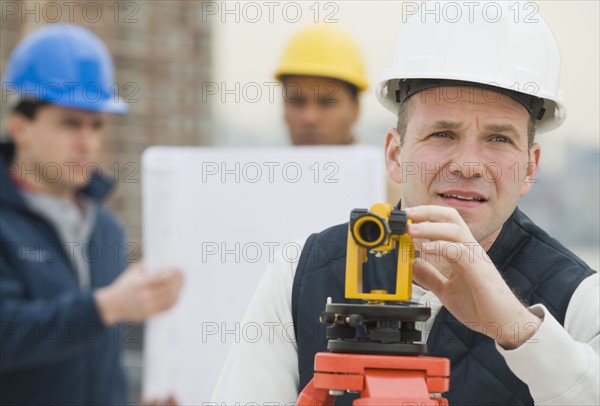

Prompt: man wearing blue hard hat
xmin=0 ymin=24 xmax=183 ymax=404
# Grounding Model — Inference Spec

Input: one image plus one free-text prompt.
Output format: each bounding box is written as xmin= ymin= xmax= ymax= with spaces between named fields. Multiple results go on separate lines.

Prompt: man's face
xmin=11 ymin=104 xmax=105 ymax=195
xmin=283 ymin=75 xmax=359 ymax=145
xmin=385 ymin=86 xmax=540 ymax=246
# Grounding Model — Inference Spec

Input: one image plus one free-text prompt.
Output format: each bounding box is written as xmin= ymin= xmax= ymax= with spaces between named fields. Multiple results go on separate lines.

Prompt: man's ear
xmin=520 ymin=143 xmax=541 ymax=196
xmin=350 ymin=99 xmax=360 ymax=124
xmin=7 ymin=113 xmax=31 ymax=149
xmin=385 ymin=128 xmax=402 ymax=183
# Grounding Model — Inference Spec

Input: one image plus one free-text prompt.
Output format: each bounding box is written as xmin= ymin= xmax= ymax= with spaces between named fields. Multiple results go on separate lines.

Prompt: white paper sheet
xmin=141 ymin=146 xmax=387 ymax=403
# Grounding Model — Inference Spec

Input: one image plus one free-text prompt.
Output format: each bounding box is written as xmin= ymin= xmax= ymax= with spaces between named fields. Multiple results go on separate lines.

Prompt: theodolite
xmin=297 ymin=203 xmax=450 ymax=405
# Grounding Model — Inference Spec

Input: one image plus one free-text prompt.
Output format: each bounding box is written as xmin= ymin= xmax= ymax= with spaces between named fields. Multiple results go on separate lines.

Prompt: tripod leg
xmin=296 ymin=379 xmax=336 ymax=406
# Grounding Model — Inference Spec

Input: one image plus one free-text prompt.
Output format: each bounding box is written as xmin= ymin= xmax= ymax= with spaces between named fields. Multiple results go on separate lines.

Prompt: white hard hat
xmin=376 ymin=1 xmax=566 ymax=133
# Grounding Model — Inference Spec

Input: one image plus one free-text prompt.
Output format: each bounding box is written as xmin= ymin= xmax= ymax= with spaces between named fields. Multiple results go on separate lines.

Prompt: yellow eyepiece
xmin=352 ymin=215 xmax=386 ymax=248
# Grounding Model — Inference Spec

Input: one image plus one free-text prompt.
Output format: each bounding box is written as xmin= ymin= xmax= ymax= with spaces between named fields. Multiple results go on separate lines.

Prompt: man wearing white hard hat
xmin=0 ymin=24 xmax=183 ymax=404
xmin=213 ymin=2 xmax=598 ymax=404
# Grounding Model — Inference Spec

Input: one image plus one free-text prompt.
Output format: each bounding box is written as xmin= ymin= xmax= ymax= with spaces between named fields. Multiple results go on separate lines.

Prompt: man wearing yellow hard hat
xmin=274 ymin=25 xmax=367 ymax=146
xmin=274 ymin=25 xmax=402 ymax=204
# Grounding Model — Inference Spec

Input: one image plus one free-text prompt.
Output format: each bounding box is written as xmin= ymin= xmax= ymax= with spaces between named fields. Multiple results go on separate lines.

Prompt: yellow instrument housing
xmin=345 ymin=203 xmax=414 ymax=302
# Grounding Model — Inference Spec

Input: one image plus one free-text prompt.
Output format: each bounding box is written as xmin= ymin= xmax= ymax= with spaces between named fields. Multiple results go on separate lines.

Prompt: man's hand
xmin=406 ymin=205 xmax=541 ymax=349
xmin=141 ymin=395 xmax=178 ymax=406
xmin=94 ymin=262 xmax=184 ymax=326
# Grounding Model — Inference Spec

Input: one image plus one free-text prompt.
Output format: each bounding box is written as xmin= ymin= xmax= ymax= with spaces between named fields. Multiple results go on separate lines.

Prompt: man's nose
xmin=76 ymin=125 xmax=99 ymax=151
xmin=448 ymin=140 xmax=486 ymax=179
xmin=300 ymin=102 xmax=322 ymax=124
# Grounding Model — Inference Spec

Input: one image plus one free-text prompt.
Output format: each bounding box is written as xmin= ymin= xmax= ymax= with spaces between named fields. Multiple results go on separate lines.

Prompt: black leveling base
xmin=320 ymin=303 xmax=431 ymax=355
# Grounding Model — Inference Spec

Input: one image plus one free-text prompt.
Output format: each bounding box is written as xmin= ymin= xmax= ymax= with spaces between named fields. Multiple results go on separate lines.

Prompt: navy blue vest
xmin=292 ymin=208 xmax=594 ymax=405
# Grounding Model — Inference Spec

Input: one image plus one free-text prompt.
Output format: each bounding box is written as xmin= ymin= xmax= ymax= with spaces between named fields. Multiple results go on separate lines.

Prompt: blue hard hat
xmin=1 ymin=23 xmax=127 ymax=114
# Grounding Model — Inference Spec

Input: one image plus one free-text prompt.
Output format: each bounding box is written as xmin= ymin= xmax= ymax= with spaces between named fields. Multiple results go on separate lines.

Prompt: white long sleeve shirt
xmin=212 ymin=240 xmax=600 ymax=405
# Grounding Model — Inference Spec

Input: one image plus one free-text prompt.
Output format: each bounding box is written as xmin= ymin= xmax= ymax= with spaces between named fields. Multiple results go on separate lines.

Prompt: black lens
xmin=359 ymin=220 xmax=381 ymax=243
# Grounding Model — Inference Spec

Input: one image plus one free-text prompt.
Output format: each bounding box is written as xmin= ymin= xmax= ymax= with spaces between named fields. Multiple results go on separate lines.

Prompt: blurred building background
xmin=1 ymin=0 xmax=598 ymax=403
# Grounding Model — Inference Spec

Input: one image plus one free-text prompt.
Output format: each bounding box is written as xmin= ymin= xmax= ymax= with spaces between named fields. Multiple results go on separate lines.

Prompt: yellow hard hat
xmin=275 ymin=25 xmax=368 ymax=91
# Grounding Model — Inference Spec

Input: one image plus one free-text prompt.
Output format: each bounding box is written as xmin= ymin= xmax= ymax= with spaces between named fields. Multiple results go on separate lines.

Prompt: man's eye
xmin=320 ymin=97 xmax=338 ymax=106
xmin=286 ymin=97 xmax=304 ymax=106
xmin=492 ymin=135 xmax=511 ymax=143
xmin=432 ymin=132 xmax=451 ymax=138
xmin=62 ymin=119 xmax=81 ymax=128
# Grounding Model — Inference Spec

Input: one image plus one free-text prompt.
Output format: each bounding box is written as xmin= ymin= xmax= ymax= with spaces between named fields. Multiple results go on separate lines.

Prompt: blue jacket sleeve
xmin=0 ymin=256 xmax=109 ymax=370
